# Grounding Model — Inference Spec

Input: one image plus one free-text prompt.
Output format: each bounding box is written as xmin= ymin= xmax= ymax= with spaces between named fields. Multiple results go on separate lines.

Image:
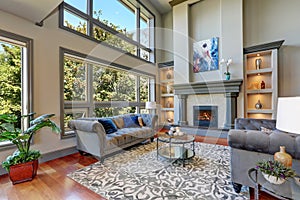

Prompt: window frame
xmin=59 ymin=0 xmax=155 ymax=63
xmin=60 ymin=47 xmax=155 ymax=138
xmin=0 ymin=29 xmax=33 ymax=149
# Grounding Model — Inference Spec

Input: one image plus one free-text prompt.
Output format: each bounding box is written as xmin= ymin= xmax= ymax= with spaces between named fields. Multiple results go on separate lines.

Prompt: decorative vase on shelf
xmin=262 ymin=172 xmax=286 ymax=185
xmin=166 ymin=72 xmax=172 ymax=79
xmin=166 ymin=85 xmax=172 ymax=94
xmin=274 ymin=146 xmax=292 ymax=167
xmin=255 ymin=58 xmax=262 ymax=70
xmin=255 ymin=100 xmax=262 ymax=109
xmin=261 ymin=81 xmax=265 ymax=89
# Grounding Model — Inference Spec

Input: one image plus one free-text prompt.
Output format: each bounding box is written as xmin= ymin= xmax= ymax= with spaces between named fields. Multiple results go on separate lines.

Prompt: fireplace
xmin=193 ymin=106 xmax=218 ymax=128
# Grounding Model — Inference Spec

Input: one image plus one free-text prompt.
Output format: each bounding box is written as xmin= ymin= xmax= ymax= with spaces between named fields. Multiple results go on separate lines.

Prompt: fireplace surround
xmin=173 ymin=79 xmax=243 ymax=129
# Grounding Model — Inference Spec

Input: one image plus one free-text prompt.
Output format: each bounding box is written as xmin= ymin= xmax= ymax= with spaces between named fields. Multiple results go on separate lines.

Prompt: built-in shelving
xmin=158 ymin=61 xmax=174 ymax=126
xmin=244 ymin=40 xmax=284 ymax=119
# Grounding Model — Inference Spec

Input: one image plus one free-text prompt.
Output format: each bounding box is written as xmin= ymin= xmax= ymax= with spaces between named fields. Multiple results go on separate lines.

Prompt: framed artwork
xmin=193 ymin=37 xmax=219 ymax=73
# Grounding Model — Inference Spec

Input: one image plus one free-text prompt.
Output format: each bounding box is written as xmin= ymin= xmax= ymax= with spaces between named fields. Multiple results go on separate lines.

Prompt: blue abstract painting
xmin=193 ymin=37 xmax=219 ymax=73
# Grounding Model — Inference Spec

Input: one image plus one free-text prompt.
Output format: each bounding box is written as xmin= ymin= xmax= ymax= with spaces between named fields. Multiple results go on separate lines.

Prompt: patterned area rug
xmin=68 ymin=142 xmax=249 ymax=199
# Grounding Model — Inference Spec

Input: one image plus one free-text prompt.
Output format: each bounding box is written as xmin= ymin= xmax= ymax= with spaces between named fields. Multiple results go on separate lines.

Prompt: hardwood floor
xmin=0 ymin=135 xmax=277 ymax=200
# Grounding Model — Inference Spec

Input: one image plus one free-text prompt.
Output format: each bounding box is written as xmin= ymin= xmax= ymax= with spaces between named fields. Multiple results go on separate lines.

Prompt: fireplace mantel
xmin=173 ymin=79 xmax=243 ymax=95
xmin=172 ymin=79 xmax=243 ymax=129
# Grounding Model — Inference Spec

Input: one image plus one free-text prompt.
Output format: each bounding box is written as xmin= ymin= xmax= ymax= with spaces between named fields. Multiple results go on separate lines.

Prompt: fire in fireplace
xmin=193 ymin=106 xmax=218 ymax=128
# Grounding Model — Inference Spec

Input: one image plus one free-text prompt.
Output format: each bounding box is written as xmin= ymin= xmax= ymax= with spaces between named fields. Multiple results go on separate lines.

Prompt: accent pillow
xmin=123 ymin=115 xmax=140 ymax=128
xmin=98 ymin=118 xmax=118 ymax=134
xmin=261 ymin=126 xmax=273 ymax=134
xmin=138 ymin=117 xmax=145 ymax=127
xmin=112 ymin=117 xmax=124 ymax=129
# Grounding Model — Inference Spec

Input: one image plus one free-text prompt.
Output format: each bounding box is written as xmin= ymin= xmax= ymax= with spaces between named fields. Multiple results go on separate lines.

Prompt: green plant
xmin=256 ymin=160 xmax=296 ymax=180
xmin=0 ymin=113 xmax=61 ymax=171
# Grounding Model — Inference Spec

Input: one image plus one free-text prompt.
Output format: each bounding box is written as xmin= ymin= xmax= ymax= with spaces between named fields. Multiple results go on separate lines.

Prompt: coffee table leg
xmin=156 ymin=137 xmax=158 ymax=160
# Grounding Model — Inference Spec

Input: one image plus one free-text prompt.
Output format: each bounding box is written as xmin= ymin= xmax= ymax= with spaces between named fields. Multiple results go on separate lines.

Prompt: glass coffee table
xmin=156 ymin=133 xmax=195 ymax=166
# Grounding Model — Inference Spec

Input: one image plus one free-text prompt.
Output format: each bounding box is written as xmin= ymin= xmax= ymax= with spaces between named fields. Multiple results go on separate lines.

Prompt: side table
xmin=248 ymin=168 xmax=300 ymax=200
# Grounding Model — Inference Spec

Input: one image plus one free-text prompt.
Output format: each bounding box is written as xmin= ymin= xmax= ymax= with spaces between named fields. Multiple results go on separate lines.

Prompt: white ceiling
xmin=147 ymin=0 xmax=172 ymax=14
xmin=0 ymin=0 xmax=63 ymax=24
xmin=0 ymin=0 xmax=171 ymax=25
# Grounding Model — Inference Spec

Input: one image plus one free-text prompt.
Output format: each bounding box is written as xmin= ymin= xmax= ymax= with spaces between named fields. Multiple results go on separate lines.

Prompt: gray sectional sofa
xmin=228 ymin=118 xmax=300 ymax=198
xmin=68 ymin=113 xmax=158 ymax=162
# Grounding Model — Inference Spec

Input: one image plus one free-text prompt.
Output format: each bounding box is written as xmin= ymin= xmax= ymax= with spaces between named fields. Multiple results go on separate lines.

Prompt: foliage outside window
xmin=61 ymin=0 xmax=154 ymax=62
xmin=62 ymin=50 xmax=153 ymax=138
xmin=0 ymin=30 xmax=32 ymax=147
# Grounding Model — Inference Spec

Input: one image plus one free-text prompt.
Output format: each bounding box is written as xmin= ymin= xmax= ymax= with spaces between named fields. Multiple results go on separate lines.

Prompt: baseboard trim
xmin=0 ymin=146 xmax=77 ymax=176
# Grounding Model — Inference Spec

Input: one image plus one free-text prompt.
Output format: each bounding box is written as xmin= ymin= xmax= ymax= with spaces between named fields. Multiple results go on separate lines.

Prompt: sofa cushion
xmin=98 ymin=118 xmax=118 ymax=134
xmin=112 ymin=116 xmax=124 ymax=129
xmin=140 ymin=114 xmax=152 ymax=127
xmin=123 ymin=115 xmax=140 ymax=128
xmin=138 ymin=117 xmax=145 ymax=127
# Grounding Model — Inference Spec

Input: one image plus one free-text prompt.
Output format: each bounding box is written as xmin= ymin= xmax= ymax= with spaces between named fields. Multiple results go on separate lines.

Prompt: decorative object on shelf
xmin=166 ymin=101 xmax=171 ymax=108
xmin=0 ymin=113 xmax=61 ymax=184
xmin=256 ymin=160 xmax=296 ymax=185
xmin=220 ymin=58 xmax=233 ymax=80
xmin=166 ymin=71 xmax=172 ymax=79
xmin=261 ymin=81 xmax=265 ymax=89
xmin=276 ymin=97 xmax=300 ymax=134
xmin=274 ymin=146 xmax=292 ymax=167
xmin=255 ymin=100 xmax=263 ymax=109
xmin=166 ymin=85 xmax=172 ymax=94
xmin=255 ymin=58 xmax=262 ymax=70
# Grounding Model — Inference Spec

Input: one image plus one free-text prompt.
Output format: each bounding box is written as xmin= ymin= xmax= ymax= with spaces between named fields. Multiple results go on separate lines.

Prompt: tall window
xmin=60 ymin=0 xmax=155 ymax=62
xmin=61 ymin=48 xmax=154 ymax=138
xmin=0 ymin=30 xmax=33 ymax=147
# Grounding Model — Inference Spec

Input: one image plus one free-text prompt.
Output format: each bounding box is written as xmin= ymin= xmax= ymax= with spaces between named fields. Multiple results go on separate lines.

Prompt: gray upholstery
xmin=68 ymin=114 xmax=157 ymax=161
xmin=228 ymin=118 xmax=300 ymax=198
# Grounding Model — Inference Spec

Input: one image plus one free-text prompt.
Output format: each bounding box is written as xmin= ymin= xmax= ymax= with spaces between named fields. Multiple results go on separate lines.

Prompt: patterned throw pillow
xmin=112 ymin=117 xmax=124 ymax=129
xmin=98 ymin=118 xmax=118 ymax=134
xmin=261 ymin=126 xmax=273 ymax=134
xmin=123 ymin=115 xmax=140 ymax=128
xmin=138 ymin=117 xmax=145 ymax=127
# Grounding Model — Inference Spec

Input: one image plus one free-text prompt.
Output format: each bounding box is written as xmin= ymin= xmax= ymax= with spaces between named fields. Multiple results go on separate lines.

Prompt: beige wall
xmin=244 ymin=0 xmax=300 ymax=96
xmin=0 ymin=4 xmax=159 ymax=166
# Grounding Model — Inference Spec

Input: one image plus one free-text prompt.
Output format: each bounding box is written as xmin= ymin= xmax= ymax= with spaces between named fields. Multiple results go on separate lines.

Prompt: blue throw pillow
xmin=123 ymin=115 xmax=140 ymax=128
xmin=98 ymin=118 xmax=118 ymax=134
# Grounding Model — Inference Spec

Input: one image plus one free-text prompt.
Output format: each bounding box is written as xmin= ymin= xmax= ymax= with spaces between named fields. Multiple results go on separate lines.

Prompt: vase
xmin=255 ymin=58 xmax=262 ymax=70
xmin=9 ymin=160 xmax=38 ymax=184
xmin=274 ymin=146 xmax=292 ymax=167
xmin=262 ymin=172 xmax=286 ymax=185
xmin=166 ymin=72 xmax=172 ymax=79
xmin=225 ymin=74 xmax=230 ymax=80
xmin=255 ymin=100 xmax=262 ymax=109
xmin=166 ymin=85 xmax=172 ymax=94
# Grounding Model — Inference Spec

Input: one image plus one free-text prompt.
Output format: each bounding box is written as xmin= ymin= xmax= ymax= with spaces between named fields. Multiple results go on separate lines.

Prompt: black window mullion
xmin=87 ymin=0 xmax=93 ymax=37
xmin=64 ymin=2 xmax=89 ymax=21
xmin=136 ymin=7 xmax=140 ymax=58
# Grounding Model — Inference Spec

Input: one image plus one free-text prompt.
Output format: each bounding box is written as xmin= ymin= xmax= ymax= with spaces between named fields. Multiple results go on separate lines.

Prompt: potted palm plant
xmin=0 ymin=113 xmax=61 ymax=184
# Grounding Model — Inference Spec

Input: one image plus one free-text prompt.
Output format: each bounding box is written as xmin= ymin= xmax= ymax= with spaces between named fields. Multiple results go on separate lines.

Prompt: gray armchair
xmin=228 ymin=118 xmax=300 ymax=198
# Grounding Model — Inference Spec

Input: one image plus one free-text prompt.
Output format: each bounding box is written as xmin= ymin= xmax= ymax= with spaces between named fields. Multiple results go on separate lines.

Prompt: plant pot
xmin=9 ymin=160 xmax=38 ymax=184
xmin=225 ymin=74 xmax=231 ymax=80
xmin=262 ymin=172 xmax=286 ymax=185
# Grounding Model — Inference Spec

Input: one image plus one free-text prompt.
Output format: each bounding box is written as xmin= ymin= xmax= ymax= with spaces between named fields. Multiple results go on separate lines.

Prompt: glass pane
xmin=93 ymin=25 xmax=137 ymax=56
xmin=140 ymin=76 xmax=149 ymax=102
xmin=94 ymin=107 xmax=136 ymax=117
xmin=64 ymin=9 xmax=87 ymax=35
xmin=93 ymin=0 xmax=136 ymax=40
xmin=140 ymin=16 xmax=149 ymax=47
xmin=93 ymin=65 xmax=137 ymax=101
xmin=0 ymin=42 xmax=22 ymax=125
xmin=64 ymin=0 xmax=87 ymax=14
xmin=64 ymin=56 xmax=87 ymax=101
xmin=140 ymin=48 xmax=150 ymax=61
xmin=64 ymin=108 xmax=88 ymax=131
